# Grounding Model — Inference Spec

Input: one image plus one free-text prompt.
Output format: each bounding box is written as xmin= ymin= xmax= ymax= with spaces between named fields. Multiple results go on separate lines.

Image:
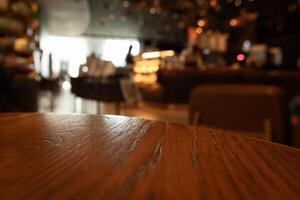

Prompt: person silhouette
xmin=126 ymin=45 xmax=134 ymax=66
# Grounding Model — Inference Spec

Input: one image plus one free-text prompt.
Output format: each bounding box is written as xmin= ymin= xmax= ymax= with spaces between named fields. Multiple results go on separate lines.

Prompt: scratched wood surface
xmin=0 ymin=113 xmax=299 ymax=200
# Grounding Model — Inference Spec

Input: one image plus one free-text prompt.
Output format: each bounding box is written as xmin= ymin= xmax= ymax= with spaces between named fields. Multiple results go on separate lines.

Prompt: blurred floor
xmin=39 ymin=88 xmax=188 ymax=124
xmin=37 ymin=87 xmax=300 ymax=147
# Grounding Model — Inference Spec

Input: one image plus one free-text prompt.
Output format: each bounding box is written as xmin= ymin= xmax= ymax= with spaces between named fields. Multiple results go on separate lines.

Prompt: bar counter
xmin=143 ymin=68 xmax=300 ymax=104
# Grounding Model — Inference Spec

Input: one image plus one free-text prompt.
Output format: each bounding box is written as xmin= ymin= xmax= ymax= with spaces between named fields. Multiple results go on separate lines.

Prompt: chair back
xmin=189 ymin=84 xmax=289 ymax=144
xmin=70 ymin=77 xmax=123 ymax=102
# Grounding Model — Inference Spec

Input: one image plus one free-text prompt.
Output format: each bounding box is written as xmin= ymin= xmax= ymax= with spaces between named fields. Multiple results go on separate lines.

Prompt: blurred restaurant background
xmin=0 ymin=0 xmax=300 ymax=147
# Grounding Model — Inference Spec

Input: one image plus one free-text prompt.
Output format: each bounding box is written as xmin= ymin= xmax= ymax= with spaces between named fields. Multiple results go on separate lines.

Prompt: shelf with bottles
xmin=0 ymin=36 xmax=36 ymax=57
xmin=0 ymin=0 xmax=37 ymax=18
xmin=0 ymin=54 xmax=37 ymax=82
xmin=0 ymin=0 xmax=39 ymax=75
xmin=0 ymin=0 xmax=39 ymax=32
xmin=0 ymin=53 xmax=33 ymax=67
xmin=0 ymin=16 xmax=25 ymax=35
xmin=0 ymin=48 xmax=33 ymax=57
xmin=0 ymin=15 xmax=38 ymax=37
xmin=0 ymin=9 xmax=32 ymax=23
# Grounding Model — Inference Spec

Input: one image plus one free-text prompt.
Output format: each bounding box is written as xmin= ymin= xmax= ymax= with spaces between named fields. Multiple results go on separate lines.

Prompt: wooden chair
xmin=189 ymin=84 xmax=290 ymax=144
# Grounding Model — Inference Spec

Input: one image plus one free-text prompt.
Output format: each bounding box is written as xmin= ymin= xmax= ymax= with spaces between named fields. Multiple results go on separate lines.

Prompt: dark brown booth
xmin=70 ymin=76 xmax=124 ymax=114
xmin=189 ymin=84 xmax=290 ymax=144
xmin=145 ymin=68 xmax=300 ymax=104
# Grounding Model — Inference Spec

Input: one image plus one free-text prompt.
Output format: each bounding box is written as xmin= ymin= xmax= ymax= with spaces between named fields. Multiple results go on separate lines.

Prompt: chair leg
xmin=73 ymin=95 xmax=77 ymax=113
xmin=97 ymin=101 xmax=101 ymax=115
xmin=192 ymin=111 xmax=200 ymax=126
xmin=188 ymin=108 xmax=194 ymax=125
xmin=189 ymin=109 xmax=200 ymax=126
xmin=83 ymin=99 xmax=88 ymax=113
xmin=115 ymin=102 xmax=121 ymax=115
xmin=50 ymin=92 xmax=55 ymax=112
xmin=122 ymin=103 xmax=126 ymax=115
xmin=264 ymin=119 xmax=272 ymax=141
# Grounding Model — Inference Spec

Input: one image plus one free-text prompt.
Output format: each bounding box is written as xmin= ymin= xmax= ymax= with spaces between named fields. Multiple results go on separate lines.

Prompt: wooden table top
xmin=0 ymin=113 xmax=299 ymax=200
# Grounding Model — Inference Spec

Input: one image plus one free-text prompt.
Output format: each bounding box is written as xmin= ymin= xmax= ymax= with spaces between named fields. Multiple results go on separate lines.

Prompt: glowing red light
xmin=237 ymin=54 xmax=245 ymax=61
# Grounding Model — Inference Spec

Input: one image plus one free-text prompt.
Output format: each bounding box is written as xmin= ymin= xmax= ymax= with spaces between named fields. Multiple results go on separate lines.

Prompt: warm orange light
xmin=134 ymin=60 xmax=160 ymax=73
xmin=134 ymin=59 xmax=160 ymax=84
xmin=133 ymin=74 xmax=157 ymax=84
xmin=14 ymin=38 xmax=29 ymax=52
xmin=210 ymin=0 xmax=218 ymax=8
xmin=195 ymin=27 xmax=203 ymax=34
xmin=160 ymin=50 xmax=175 ymax=58
xmin=229 ymin=18 xmax=239 ymax=27
xmin=234 ymin=0 xmax=242 ymax=7
xmin=31 ymin=3 xmax=39 ymax=13
xmin=197 ymin=19 xmax=206 ymax=27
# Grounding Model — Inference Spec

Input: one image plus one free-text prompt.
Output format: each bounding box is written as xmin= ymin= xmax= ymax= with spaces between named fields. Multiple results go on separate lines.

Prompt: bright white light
xmin=102 ymin=39 xmax=140 ymax=66
xmin=203 ymin=48 xmax=211 ymax=55
xmin=82 ymin=66 xmax=89 ymax=73
xmin=62 ymin=81 xmax=71 ymax=90
xmin=243 ymin=40 xmax=251 ymax=52
xmin=142 ymin=51 xmax=161 ymax=59
xmin=40 ymin=35 xmax=140 ymax=77
xmin=40 ymin=35 xmax=88 ymax=77
xmin=142 ymin=50 xmax=175 ymax=59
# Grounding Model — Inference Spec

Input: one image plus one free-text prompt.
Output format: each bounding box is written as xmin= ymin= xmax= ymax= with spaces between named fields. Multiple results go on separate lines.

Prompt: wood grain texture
xmin=0 ymin=113 xmax=299 ymax=200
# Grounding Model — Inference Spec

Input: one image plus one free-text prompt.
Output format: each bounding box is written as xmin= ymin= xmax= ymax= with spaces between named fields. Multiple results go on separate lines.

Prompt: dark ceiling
xmin=37 ymin=0 xmax=300 ymax=42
